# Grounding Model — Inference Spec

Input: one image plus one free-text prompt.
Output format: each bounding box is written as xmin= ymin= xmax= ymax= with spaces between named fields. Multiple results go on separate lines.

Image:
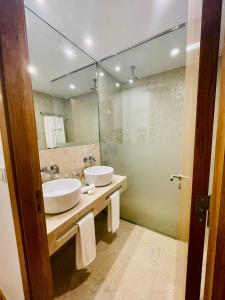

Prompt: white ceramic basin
xmin=42 ymin=179 xmax=81 ymax=214
xmin=84 ymin=166 xmax=114 ymax=187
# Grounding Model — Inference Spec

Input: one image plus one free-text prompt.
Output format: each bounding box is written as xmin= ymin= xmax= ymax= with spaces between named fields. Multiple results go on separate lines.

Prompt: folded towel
xmin=108 ymin=191 xmax=120 ymax=233
xmin=76 ymin=212 xmax=96 ymax=270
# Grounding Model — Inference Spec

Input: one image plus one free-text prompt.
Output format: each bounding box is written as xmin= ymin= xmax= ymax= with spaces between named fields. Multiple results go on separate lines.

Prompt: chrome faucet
xmin=41 ymin=165 xmax=60 ymax=180
xmin=89 ymin=156 xmax=96 ymax=167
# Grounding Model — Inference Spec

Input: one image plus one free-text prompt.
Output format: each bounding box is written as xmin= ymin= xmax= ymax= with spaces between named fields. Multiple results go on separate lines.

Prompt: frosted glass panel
xmin=101 ymin=143 xmax=180 ymax=237
xmin=98 ymin=28 xmax=186 ymax=237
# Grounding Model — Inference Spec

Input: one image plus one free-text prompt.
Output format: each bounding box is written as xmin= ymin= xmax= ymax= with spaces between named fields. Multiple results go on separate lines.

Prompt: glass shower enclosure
xmin=97 ymin=25 xmax=187 ymax=237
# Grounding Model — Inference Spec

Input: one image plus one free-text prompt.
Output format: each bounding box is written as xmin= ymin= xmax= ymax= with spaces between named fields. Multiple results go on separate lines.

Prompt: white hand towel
xmin=44 ymin=116 xmax=57 ymax=148
xmin=108 ymin=191 xmax=120 ymax=233
xmin=76 ymin=212 xmax=96 ymax=270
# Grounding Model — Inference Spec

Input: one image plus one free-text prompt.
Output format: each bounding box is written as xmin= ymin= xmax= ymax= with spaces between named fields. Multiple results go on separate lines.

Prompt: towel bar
xmin=55 ymin=186 xmax=122 ymax=246
xmin=56 ymin=223 xmax=78 ymax=246
xmin=105 ymin=185 xmax=122 ymax=201
xmin=55 ymin=208 xmax=95 ymax=248
xmin=47 ymin=176 xmax=127 ymax=256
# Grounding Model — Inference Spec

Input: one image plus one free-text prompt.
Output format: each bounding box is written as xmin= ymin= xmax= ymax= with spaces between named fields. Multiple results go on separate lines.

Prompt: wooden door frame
xmin=203 ymin=37 xmax=225 ymax=300
xmin=185 ymin=0 xmax=222 ymax=299
xmin=0 ymin=1 xmax=53 ymax=299
xmin=0 ymin=0 xmax=223 ymax=299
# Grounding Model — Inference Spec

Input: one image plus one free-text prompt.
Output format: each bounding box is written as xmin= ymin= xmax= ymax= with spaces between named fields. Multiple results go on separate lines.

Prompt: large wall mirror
xmin=25 ymin=7 xmax=99 ymax=149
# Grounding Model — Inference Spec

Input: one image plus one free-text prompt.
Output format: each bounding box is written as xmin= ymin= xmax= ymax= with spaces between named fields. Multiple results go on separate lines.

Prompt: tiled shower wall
xmin=98 ymin=63 xmax=220 ymax=237
xmin=98 ymin=67 xmax=185 ymax=237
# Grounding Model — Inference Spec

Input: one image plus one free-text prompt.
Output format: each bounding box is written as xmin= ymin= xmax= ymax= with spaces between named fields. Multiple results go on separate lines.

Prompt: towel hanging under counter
xmin=46 ymin=175 xmax=127 ymax=256
xmin=76 ymin=212 xmax=96 ymax=269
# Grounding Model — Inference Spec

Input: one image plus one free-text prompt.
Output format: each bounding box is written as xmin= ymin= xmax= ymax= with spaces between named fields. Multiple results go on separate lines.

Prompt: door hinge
xmin=196 ymin=194 xmax=209 ymax=223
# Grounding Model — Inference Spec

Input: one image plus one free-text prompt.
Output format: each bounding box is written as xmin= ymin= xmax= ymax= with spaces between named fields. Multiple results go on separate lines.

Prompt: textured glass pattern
xmin=98 ymin=66 xmax=185 ymax=237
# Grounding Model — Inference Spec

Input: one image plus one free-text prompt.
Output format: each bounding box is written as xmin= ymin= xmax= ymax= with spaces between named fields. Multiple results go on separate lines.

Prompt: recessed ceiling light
xmin=115 ymin=82 xmax=120 ymax=87
xmin=128 ymin=78 xmax=134 ymax=84
xmin=99 ymin=72 xmax=104 ymax=77
xmin=85 ymin=38 xmax=93 ymax=46
xmin=69 ymin=84 xmax=76 ymax=89
xmin=27 ymin=65 xmax=37 ymax=75
xmin=64 ymin=49 xmax=74 ymax=58
xmin=115 ymin=66 xmax=121 ymax=72
xmin=170 ymin=48 xmax=180 ymax=57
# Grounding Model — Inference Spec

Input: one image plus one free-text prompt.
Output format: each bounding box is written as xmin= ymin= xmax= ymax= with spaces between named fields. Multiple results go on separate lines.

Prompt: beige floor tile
xmin=51 ymin=213 xmax=178 ymax=300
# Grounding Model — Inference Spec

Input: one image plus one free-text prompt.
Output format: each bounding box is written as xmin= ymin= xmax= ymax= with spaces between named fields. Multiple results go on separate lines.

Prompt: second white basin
xmin=84 ymin=166 xmax=114 ymax=187
xmin=42 ymin=178 xmax=81 ymax=214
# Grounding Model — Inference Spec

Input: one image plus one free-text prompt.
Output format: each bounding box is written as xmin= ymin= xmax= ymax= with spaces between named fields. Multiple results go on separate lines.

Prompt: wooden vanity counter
xmin=46 ymin=175 xmax=127 ymax=255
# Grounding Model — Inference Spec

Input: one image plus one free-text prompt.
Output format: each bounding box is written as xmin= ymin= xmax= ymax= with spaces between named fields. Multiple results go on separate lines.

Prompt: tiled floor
xmin=51 ymin=213 xmax=177 ymax=300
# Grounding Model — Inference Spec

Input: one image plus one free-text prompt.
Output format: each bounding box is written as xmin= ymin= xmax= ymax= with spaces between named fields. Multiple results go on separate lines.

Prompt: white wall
xmin=0 ymin=134 xmax=24 ymax=300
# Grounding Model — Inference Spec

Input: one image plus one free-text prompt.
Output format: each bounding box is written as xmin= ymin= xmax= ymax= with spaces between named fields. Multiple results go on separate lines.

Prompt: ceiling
xmin=24 ymin=0 xmax=188 ymax=61
xmin=24 ymin=0 xmax=225 ymax=98
xmin=100 ymin=27 xmax=187 ymax=83
xmin=25 ymin=8 xmax=96 ymax=98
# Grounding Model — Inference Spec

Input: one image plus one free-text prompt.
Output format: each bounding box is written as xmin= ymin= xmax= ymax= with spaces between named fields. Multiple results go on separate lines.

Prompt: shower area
xmin=97 ymin=24 xmax=187 ymax=238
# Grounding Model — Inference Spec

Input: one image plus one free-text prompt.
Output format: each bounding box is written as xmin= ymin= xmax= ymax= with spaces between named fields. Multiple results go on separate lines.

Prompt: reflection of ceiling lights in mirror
xmin=85 ymin=38 xmax=93 ymax=46
xmin=69 ymin=84 xmax=76 ymax=89
xmin=170 ymin=48 xmax=180 ymax=56
xmin=99 ymin=72 xmax=105 ymax=77
xmin=64 ymin=49 xmax=75 ymax=58
xmin=115 ymin=66 xmax=121 ymax=72
xmin=27 ymin=65 xmax=37 ymax=75
xmin=128 ymin=78 xmax=134 ymax=84
xmin=115 ymin=82 xmax=120 ymax=87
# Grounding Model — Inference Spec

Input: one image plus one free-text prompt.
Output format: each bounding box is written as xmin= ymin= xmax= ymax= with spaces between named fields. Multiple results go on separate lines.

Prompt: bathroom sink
xmin=84 ymin=166 xmax=114 ymax=187
xmin=42 ymin=179 xmax=81 ymax=214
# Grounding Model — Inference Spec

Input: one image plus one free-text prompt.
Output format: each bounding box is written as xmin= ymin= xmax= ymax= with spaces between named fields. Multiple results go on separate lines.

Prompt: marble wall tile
xmin=39 ymin=144 xmax=101 ymax=176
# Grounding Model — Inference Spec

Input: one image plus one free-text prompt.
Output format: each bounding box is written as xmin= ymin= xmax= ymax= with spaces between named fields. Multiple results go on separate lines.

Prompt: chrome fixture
xmin=89 ymin=156 xmax=96 ymax=167
xmin=40 ymin=112 xmax=68 ymax=121
xmin=83 ymin=156 xmax=96 ymax=167
xmin=170 ymin=174 xmax=190 ymax=181
xmin=91 ymin=78 xmax=98 ymax=91
xmin=170 ymin=174 xmax=191 ymax=189
xmin=41 ymin=165 xmax=60 ymax=180
xmin=128 ymin=65 xmax=138 ymax=83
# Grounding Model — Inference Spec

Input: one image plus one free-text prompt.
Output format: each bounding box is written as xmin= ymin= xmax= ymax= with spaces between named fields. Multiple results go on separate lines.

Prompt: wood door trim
xmin=0 ymin=1 xmax=53 ymax=299
xmin=204 ymin=42 xmax=225 ymax=299
xmin=0 ymin=289 xmax=7 ymax=300
xmin=185 ymin=0 xmax=222 ymax=299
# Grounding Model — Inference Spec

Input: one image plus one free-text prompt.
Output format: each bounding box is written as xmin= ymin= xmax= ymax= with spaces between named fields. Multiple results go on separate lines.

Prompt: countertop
xmin=45 ymin=175 xmax=127 ymax=255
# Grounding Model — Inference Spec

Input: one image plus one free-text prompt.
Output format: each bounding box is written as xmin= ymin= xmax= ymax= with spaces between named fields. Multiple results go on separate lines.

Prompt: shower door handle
xmin=170 ymin=174 xmax=190 ymax=181
xmin=170 ymin=174 xmax=190 ymax=190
